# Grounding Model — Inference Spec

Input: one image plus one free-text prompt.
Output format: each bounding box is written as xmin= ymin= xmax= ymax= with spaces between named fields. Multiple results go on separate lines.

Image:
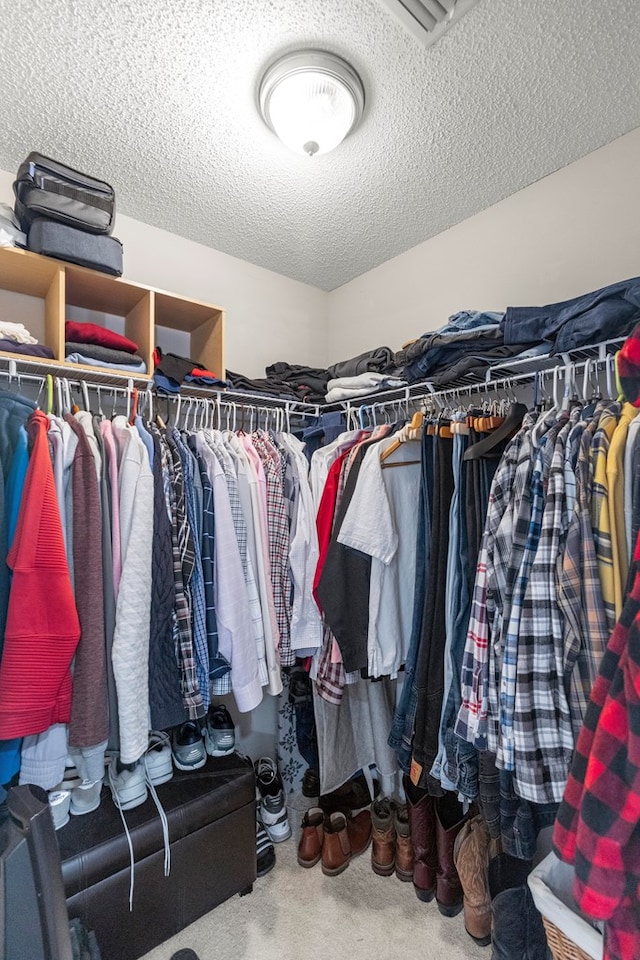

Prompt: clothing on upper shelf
xmin=325 ymin=372 xmax=407 ymax=403
xmin=65 ymin=320 xmax=139 ymax=354
xmin=65 ymin=351 xmax=147 ymax=373
xmin=65 ymin=342 xmax=145 ymax=367
xmin=0 ymin=321 xmax=38 ymax=344
xmin=326 ymin=346 xmax=397 ymax=380
xmin=0 ymin=339 xmax=54 ymax=359
xmin=502 ymin=276 xmax=640 ymax=353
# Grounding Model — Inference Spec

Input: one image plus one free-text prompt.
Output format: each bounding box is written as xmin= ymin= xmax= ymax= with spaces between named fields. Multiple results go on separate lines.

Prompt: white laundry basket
xmin=527 ymin=853 xmax=604 ymax=960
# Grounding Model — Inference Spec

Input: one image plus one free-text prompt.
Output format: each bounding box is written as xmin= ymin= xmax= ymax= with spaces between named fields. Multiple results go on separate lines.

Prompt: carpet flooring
xmin=141 ymin=818 xmax=488 ymax=960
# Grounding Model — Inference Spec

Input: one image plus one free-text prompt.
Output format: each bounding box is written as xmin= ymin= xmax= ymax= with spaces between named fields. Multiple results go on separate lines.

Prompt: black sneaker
xmin=171 ymin=722 xmax=206 ymax=771
xmin=204 ymin=704 xmax=235 ymax=757
xmin=256 ymin=821 xmax=276 ymax=877
xmin=255 ymin=757 xmax=291 ymax=843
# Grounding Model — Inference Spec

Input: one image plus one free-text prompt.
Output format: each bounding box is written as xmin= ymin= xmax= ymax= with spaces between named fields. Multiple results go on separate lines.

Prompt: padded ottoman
xmin=56 ymin=753 xmax=256 ymax=960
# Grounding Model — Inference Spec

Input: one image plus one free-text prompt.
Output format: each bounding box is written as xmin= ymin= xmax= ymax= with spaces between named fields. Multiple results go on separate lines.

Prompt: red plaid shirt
xmin=553 ymin=553 xmax=640 ymax=960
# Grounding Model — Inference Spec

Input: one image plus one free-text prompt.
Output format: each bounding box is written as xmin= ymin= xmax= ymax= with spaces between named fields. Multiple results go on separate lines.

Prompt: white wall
xmin=327 ymin=126 xmax=640 ymax=364
xmin=0 ymin=170 xmax=327 ymax=378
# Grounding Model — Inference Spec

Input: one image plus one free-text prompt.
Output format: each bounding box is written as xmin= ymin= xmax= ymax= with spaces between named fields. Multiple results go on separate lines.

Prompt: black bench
xmin=56 ymin=753 xmax=256 ymax=960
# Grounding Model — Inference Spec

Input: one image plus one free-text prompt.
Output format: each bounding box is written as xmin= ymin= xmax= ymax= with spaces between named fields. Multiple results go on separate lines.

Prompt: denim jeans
xmin=499 ymin=769 xmax=558 ymax=860
xmin=502 ymin=275 xmax=640 ymax=351
xmin=431 ymin=430 xmax=471 ymax=791
xmin=435 ymin=310 xmax=503 ymax=334
xmin=388 ymin=429 xmax=434 ymax=772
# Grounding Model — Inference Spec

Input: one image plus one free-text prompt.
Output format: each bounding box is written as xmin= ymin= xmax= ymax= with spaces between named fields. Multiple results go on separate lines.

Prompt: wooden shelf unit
xmin=0 ymin=246 xmax=225 ymax=381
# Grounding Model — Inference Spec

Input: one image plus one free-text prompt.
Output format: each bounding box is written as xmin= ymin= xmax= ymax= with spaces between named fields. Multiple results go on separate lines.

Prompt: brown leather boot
xmin=371 ymin=797 xmax=396 ymax=877
xmin=435 ymin=792 xmax=469 ymax=917
xmin=321 ymin=810 xmax=372 ymax=877
xmin=403 ymin=775 xmax=437 ymax=902
xmin=297 ymin=806 xmax=324 ymax=868
xmin=394 ymin=803 xmax=413 ymax=882
xmin=453 ymin=814 xmax=492 ymax=945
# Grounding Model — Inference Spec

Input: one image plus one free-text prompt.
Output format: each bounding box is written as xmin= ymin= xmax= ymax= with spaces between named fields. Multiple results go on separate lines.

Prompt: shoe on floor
xmin=170 ymin=952 xmax=201 ymax=960
xmin=48 ymin=789 xmax=71 ymax=830
xmin=257 ymin=821 xmax=276 ymax=877
xmin=172 ymin=721 xmax=206 ymax=771
xmin=255 ymin=757 xmax=291 ymax=843
xmin=319 ymin=770 xmax=379 ymax=815
xmin=108 ymin=759 xmax=148 ymax=811
xmin=204 ymin=704 xmax=235 ymax=757
xmin=297 ymin=806 xmax=324 ymax=868
xmin=70 ymin=778 xmax=103 ymax=816
xmin=321 ymin=810 xmax=372 ymax=877
xmin=301 ymin=768 xmax=320 ymax=799
xmin=145 ymin=731 xmax=174 ymax=785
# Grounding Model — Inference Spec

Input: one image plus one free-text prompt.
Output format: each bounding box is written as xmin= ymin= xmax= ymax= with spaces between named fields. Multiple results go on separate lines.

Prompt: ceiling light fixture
xmin=258 ymin=50 xmax=365 ymax=157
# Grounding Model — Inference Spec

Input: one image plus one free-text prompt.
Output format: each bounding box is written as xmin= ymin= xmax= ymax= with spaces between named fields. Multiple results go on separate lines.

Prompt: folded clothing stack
xmin=64 ymin=320 xmax=146 ymax=372
xmin=325 ymin=371 xmax=407 ymax=403
xmin=0 ymin=203 xmax=26 ymax=249
xmin=0 ymin=320 xmax=55 ymax=359
xmin=153 ymin=346 xmax=227 ymax=393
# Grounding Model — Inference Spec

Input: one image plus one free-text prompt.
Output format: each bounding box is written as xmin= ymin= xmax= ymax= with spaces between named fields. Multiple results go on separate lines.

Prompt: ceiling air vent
xmin=378 ymin=0 xmax=482 ymax=47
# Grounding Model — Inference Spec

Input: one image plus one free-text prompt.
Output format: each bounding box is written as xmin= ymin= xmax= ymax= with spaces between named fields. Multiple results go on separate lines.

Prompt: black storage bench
xmin=56 ymin=753 xmax=256 ymax=960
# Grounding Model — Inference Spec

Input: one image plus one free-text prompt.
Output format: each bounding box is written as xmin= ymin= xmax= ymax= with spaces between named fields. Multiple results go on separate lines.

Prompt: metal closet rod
xmin=341 ymin=352 xmax=619 ymax=420
xmin=0 ymin=348 xmax=619 ymax=422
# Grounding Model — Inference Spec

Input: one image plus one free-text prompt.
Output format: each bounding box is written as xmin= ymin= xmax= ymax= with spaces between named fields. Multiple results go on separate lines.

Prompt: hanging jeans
xmin=410 ymin=433 xmax=454 ymax=793
xmin=388 ymin=429 xmax=434 ymax=772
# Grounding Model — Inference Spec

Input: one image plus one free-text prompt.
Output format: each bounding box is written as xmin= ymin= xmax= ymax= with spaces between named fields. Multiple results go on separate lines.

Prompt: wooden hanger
xmin=380 ymin=411 xmax=424 ymax=462
xmin=463 ymin=402 xmax=527 ymax=461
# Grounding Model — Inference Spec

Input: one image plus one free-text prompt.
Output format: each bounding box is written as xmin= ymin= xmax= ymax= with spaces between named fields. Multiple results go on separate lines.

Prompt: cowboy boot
xmin=435 ymin=791 xmax=470 ymax=917
xmin=453 ymin=814 xmax=492 ymax=945
xmin=488 ymin=852 xmax=550 ymax=960
xmin=371 ymin=797 xmax=397 ymax=876
xmin=403 ymin=775 xmax=437 ymax=902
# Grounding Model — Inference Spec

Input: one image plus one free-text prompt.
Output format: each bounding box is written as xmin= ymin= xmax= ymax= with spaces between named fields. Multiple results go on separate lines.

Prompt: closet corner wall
xmin=0 ymin=245 xmax=226 ymax=380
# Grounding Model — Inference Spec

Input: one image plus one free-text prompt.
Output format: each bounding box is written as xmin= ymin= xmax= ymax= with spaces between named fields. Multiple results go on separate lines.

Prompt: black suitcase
xmin=28 ymin=219 xmax=123 ymax=276
xmin=13 ymin=152 xmax=115 ymax=235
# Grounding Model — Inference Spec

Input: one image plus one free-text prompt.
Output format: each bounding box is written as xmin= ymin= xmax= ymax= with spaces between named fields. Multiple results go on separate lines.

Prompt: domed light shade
xmin=259 ymin=50 xmax=365 ymax=157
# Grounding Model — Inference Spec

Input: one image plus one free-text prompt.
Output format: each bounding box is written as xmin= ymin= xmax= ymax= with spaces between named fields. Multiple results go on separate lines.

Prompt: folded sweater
xmin=65 ymin=320 xmax=139 ymax=354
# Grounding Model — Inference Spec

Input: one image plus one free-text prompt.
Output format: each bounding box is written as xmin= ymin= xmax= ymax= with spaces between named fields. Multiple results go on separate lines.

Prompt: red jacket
xmin=0 ymin=410 xmax=80 ymax=738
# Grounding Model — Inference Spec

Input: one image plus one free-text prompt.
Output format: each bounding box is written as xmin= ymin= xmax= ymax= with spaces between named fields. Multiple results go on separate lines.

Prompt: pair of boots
xmin=404 ymin=775 xmax=471 ymax=917
xmin=298 ymin=807 xmax=372 ymax=877
xmin=370 ymin=797 xmax=413 ymax=881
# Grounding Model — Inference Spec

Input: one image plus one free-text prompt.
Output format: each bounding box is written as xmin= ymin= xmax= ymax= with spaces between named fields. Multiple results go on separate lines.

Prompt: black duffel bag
xmin=13 ymin=152 xmax=115 ymax=235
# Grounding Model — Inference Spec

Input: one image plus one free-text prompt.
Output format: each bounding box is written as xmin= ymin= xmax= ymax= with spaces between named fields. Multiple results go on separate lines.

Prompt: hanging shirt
xmin=338 ymin=435 xmax=421 ymax=679
xmin=0 ymin=411 xmax=80 ymax=738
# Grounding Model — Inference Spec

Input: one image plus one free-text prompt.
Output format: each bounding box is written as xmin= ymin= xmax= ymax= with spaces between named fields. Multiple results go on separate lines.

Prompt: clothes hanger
xmin=380 ymin=410 xmax=424 ymax=462
xmin=463 ymin=399 xmax=527 ymax=461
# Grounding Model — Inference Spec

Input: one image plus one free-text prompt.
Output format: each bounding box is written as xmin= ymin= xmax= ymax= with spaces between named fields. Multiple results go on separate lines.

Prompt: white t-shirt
xmin=337 ymin=435 xmax=421 ymax=678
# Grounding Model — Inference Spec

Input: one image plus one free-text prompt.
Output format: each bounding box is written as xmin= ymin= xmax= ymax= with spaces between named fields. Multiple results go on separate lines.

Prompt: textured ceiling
xmin=1 ymin=0 xmax=640 ymax=290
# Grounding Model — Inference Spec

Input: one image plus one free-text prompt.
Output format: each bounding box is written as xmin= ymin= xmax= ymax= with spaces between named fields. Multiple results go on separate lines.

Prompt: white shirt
xmin=338 ymin=436 xmax=421 ymax=679
xmin=280 ymin=433 xmax=323 ymax=652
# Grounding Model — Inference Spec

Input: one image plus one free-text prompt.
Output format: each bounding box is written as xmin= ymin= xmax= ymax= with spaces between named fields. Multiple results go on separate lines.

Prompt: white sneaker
xmin=70 ymin=779 xmax=103 ymax=816
xmin=108 ymin=760 xmax=147 ymax=811
xmin=144 ymin=731 xmax=173 ymax=785
xmin=48 ymin=790 xmax=71 ymax=830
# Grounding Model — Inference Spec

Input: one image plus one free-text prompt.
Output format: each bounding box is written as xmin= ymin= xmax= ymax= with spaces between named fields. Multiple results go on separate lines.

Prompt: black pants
xmin=411 ymin=434 xmax=454 ymax=792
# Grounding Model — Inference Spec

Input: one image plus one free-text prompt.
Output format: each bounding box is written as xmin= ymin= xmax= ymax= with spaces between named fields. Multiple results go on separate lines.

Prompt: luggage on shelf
xmin=27 ymin=219 xmax=123 ymax=276
xmin=13 ymin=152 xmax=116 ymax=235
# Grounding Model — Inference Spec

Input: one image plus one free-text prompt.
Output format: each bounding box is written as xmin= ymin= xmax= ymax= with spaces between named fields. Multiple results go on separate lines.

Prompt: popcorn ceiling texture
xmin=1 ymin=0 xmax=639 ymax=291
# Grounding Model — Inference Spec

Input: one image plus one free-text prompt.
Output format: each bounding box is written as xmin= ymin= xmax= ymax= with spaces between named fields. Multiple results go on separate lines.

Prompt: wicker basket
xmin=528 ymin=853 xmax=603 ymax=960
xmin=542 ymin=916 xmax=595 ymax=960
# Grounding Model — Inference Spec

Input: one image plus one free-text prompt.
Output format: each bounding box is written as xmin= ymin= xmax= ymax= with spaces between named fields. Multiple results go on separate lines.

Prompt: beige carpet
xmin=141 ymin=822 xmax=488 ymax=960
